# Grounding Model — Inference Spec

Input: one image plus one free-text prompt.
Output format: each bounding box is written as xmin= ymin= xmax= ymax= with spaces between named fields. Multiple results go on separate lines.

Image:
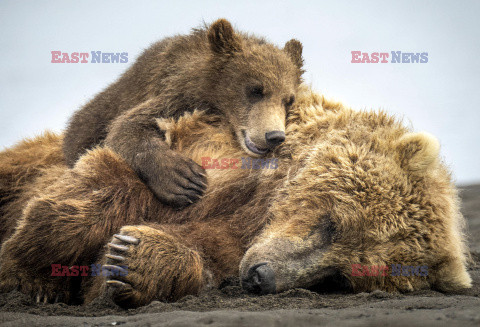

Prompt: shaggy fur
xmin=0 ymin=86 xmax=471 ymax=307
xmin=62 ymin=19 xmax=303 ymax=209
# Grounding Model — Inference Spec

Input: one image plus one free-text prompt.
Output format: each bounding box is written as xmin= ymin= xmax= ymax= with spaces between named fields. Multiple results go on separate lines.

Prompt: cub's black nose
xmin=241 ymin=262 xmax=276 ymax=295
xmin=265 ymin=131 xmax=285 ymax=147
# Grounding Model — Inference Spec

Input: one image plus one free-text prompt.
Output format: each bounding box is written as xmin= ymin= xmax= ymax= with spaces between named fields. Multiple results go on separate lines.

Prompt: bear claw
xmin=105 ymin=254 xmax=126 ymax=262
xmin=106 ymin=279 xmax=134 ymax=298
xmin=35 ymin=293 xmax=50 ymax=304
xmin=106 ymin=280 xmax=129 ymax=288
xmin=103 ymin=232 xmax=143 ymax=304
xmin=113 ymin=234 xmax=140 ymax=245
xmin=107 ymin=243 xmax=129 ymax=252
xmin=103 ymin=264 xmax=128 ymax=276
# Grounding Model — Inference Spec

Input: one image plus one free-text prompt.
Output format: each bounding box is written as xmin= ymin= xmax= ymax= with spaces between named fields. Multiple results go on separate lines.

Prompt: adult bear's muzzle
xmin=241 ymin=262 xmax=276 ymax=294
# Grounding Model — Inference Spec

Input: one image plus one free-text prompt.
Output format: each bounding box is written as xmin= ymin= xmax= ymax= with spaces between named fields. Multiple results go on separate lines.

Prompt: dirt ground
xmin=0 ymin=184 xmax=479 ymax=326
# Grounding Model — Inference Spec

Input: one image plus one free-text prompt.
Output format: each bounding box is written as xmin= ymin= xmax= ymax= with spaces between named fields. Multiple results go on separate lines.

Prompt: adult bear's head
xmin=239 ymin=106 xmax=471 ymax=295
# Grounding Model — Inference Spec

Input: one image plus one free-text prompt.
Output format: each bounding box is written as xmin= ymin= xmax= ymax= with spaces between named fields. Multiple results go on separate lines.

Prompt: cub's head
xmin=239 ymin=109 xmax=471 ymax=295
xmin=206 ymin=19 xmax=304 ymax=157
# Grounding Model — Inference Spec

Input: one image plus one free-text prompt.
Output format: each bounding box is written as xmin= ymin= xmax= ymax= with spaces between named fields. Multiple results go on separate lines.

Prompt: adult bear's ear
xmin=284 ymin=39 xmax=304 ymax=71
xmin=395 ymin=132 xmax=440 ymax=175
xmin=208 ymin=19 xmax=241 ymax=55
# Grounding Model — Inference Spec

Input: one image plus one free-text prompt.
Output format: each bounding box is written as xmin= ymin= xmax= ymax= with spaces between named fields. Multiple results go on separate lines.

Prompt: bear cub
xmin=63 ymin=19 xmax=304 ymax=208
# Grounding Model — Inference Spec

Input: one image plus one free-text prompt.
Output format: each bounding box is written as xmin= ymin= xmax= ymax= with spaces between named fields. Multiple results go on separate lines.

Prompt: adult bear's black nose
xmin=241 ymin=262 xmax=276 ymax=295
xmin=265 ymin=131 xmax=285 ymax=147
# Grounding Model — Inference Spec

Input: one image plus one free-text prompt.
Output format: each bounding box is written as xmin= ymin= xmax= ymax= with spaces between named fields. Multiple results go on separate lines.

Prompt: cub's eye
xmin=285 ymin=95 xmax=295 ymax=107
xmin=247 ymin=85 xmax=264 ymax=101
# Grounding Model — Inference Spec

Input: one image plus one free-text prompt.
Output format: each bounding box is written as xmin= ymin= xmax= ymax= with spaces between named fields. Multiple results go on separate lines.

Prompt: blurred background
xmin=0 ymin=0 xmax=478 ymax=184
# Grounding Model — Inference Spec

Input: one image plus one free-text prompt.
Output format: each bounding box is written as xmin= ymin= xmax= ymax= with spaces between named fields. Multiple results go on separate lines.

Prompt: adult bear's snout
xmin=241 ymin=262 xmax=276 ymax=294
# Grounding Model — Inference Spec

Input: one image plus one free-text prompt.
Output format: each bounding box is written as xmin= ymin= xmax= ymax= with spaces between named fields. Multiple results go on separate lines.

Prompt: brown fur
xmin=62 ymin=19 xmax=303 ymax=209
xmin=0 ymin=132 xmax=65 ymax=243
xmin=0 ymin=86 xmax=471 ymax=307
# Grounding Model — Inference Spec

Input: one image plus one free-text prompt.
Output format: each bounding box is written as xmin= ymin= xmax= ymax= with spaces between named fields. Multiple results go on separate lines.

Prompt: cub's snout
xmin=240 ymin=107 xmax=288 ymax=157
xmin=265 ymin=130 xmax=285 ymax=147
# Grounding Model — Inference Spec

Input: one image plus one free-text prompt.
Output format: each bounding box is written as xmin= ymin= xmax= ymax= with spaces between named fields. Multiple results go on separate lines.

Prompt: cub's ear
xmin=208 ymin=19 xmax=241 ymax=55
xmin=395 ymin=132 xmax=440 ymax=175
xmin=284 ymin=39 xmax=304 ymax=71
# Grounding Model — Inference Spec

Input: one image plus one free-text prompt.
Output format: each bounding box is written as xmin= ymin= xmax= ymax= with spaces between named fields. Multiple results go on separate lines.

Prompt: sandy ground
xmin=0 ymin=184 xmax=479 ymax=326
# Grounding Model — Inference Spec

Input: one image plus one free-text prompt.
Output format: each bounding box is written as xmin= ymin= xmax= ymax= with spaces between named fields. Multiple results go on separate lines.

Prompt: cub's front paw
xmin=103 ymin=225 xmax=207 ymax=308
xmin=138 ymin=150 xmax=207 ymax=208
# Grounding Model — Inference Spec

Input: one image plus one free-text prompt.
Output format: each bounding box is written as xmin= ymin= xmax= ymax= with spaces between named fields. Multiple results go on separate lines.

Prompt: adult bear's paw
xmin=0 ymin=236 xmax=71 ymax=304
xmin=0 ymin=277 xmax=70 ymax=303
xmin=102 ymin=233 xmax=141 ymax=305
xmin=102 ymin=225 xmax=208 ymax=308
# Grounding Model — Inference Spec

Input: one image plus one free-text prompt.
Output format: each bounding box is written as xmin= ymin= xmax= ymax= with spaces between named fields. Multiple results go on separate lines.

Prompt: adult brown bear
xmin=0 ymin=86 xmax=471 ymax=307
